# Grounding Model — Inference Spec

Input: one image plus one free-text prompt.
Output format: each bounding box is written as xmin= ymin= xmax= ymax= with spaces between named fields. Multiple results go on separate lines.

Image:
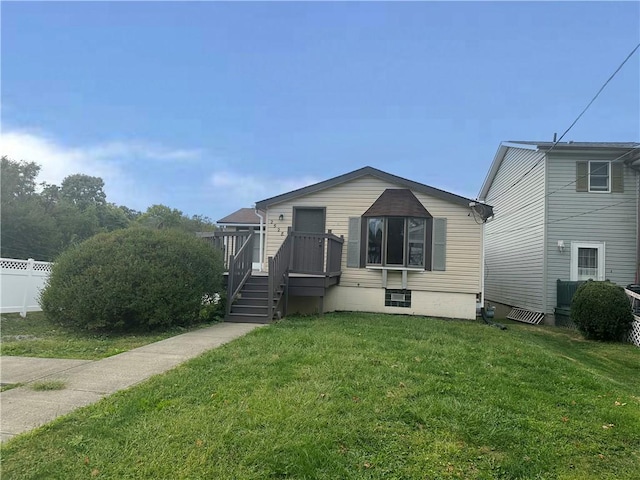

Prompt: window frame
xmin=570 ymin=241 xmax=605 ymax=281
xmin=365 ymin=216 xmax=427 ymax=269
xmin=588 ymin=161 xmax=611 ymax=193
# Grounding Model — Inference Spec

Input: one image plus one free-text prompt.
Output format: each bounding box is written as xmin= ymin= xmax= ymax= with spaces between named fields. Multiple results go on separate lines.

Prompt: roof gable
xmin=255 ymin=166 xmax=480 ymax=211
xmin=363 ymin=189 xmax=432 ymax=218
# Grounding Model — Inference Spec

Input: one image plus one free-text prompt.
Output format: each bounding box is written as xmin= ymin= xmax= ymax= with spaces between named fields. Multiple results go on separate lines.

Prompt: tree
xmin=136 ymin=204 xmax=185 ymax=229
xmin=60 ymin=174 xmax=107 ymax=210
xmin=0 ymin=157 xmax=59 ymax=260
xmin=1 ymin=156 xmax=40 ymax=201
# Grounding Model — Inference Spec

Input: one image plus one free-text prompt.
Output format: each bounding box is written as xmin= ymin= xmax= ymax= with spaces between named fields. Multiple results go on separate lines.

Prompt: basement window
xmin=385 ymin=289 xmax=412 ymax=308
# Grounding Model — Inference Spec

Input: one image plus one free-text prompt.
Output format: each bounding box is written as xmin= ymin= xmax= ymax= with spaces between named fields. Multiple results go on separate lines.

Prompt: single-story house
xmin=221 ymin=166 xmax=493 ymax=323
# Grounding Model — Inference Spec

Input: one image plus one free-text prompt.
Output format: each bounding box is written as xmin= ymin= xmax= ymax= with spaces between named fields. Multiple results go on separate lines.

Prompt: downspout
xmin=481 ymin=220 xmax=486 ymax=308
xmin=255 ymin=208 xmax=264 ymax=272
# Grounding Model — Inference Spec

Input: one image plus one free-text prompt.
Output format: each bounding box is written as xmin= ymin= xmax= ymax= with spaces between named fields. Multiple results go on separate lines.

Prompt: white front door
xmin=570 ymin=242 xmax=605 ymax=281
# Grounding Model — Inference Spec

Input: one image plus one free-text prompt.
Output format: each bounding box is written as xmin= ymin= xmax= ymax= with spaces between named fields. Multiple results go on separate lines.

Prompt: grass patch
xmin=0 ymin=383 xmax=23 ymax=392
xmin=30 ymin=380 xmax=66 ymax=391
xmin=0 ymin=312 xmax=214 ymax=360
xmin=2 ymin=313 xmax=639 ymax=479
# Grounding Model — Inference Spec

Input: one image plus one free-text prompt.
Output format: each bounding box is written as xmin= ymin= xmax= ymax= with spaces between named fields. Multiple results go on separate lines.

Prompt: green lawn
xmin=2 ymin=313 xmax=639 ymax=479
xmin=0 ymin=312 xmax=207 ymax=360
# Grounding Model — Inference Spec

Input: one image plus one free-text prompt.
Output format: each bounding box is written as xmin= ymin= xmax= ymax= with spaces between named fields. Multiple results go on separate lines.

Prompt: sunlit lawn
xmin=2 ymin=313 xmax=639 ymax=479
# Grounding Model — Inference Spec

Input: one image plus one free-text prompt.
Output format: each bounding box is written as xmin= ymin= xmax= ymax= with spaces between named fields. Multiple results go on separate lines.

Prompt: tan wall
xmin=324 ymin=286 xmax=477 ymax=320
xmin=263 ymin=175 xmax=483 ymax=295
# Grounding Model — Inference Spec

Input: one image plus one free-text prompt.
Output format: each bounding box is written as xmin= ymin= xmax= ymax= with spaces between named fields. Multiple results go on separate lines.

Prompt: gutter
xmin=626 ymin=152 xmax=640 ymax=283
xmin=255 ymin=208 xmax=265 ymax=272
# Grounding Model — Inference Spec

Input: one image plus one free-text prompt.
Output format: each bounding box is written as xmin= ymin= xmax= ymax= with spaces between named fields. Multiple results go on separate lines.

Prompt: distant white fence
xmin=0 ymin=258 xmax=52 ymax=317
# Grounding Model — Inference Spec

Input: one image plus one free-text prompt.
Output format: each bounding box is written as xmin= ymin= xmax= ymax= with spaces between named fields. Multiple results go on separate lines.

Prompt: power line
xmin=485 ymin=198 xmax=637 ymax=237
xmin=491 ymin=148 xmax=639 ymax=222
xmin=485 ymin=42 xmax=640 ymax=204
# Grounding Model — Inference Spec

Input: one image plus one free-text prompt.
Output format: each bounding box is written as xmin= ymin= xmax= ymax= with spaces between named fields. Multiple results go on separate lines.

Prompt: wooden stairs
xmin=226 ymin=275 xmax=284 ymax=324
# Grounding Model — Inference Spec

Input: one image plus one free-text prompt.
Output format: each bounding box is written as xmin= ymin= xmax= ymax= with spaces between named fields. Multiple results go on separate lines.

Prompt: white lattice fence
xmin=1 ymin=258 xmax=52 ymax=317
xmin=624 ymin=288 xmax=640 ymax=347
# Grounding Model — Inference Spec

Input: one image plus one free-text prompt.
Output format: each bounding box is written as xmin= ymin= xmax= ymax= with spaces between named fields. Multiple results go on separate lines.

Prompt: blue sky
xmin=2 ymin=1 xmax=639 ymax=221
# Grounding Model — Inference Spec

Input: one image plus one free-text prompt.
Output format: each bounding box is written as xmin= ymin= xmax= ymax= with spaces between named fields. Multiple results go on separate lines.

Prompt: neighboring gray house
xmin=478 ymin=141 xmax=640 ymax=324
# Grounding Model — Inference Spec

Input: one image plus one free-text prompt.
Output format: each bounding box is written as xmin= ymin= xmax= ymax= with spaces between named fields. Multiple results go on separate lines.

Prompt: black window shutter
xmin=576 ymin=162 xmax=588 ymax=192
xmin=611 ymin=162 xmax=624 ymax=193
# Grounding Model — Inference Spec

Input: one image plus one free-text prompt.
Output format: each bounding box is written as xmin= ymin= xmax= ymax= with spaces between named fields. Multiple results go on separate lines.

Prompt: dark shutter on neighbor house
xmin=576 ymin=162 xmax=588 ymax=192
xmin=347 ymin=217 xmax=361 ymax=268
xmin=432 ymin=218 xmax=447 ymax=271
xmin=611 ymin=162 xmax=624 ymax=193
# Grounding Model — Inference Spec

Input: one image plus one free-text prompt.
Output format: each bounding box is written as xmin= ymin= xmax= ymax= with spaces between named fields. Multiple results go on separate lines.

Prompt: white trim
xmin=588 ymin=160 xmax=611 ymax=193
xmin=570 ymin=241 xmax=605 ymax=281
xmin=478 ymin=142 xmax=541 ymax=201
xmin=255 ymin=209 xmax=264 ymax=272
xmin=365 ymin=266 xmax=425 ymax=272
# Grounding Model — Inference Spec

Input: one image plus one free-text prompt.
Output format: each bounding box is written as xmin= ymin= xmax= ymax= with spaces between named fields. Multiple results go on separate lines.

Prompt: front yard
xmin=2 ymin=313 xmax=639 ymax=479
xmin=0 ymin=312 xmax=207 ymax=360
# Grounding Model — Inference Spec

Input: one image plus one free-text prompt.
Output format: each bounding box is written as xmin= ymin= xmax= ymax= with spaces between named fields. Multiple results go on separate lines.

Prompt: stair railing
xmin=267 ymin=233 xmax=293 ymax=320
xmin=226 ymin=232 xmax=255 ymax=317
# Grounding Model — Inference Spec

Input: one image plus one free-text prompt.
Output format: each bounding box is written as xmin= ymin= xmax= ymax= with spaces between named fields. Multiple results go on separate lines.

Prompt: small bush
xmin=199 ymin=291 xmax=226 ymax=323
xmin=40 ymin=227 xmax=224 ymax=331
xmin=571 ymin=280 xmax=633 ymax=341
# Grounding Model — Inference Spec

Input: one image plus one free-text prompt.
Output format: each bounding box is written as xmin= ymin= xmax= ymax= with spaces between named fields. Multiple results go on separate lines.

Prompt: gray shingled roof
xmin=217 ymin=208 xmax=261 ymax=225
xmin=510 ymin=141 xmax=639 ymax=149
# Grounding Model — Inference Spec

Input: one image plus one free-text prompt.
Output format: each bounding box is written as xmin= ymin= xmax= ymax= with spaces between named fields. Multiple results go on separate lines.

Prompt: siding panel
xmin=483 ymin=147 xmax=547 ymax=312
xmin=264 ymin=175 xmax=483 ymax=295
xmin=545 ymin=152 xmax=638 ymax=313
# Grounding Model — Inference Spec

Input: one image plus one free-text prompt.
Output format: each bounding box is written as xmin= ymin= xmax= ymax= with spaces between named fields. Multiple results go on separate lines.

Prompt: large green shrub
xmin=40 ymin=227 xmax=224 ymax=331
xmin=570 ymin=280 xmax=633 ymax=341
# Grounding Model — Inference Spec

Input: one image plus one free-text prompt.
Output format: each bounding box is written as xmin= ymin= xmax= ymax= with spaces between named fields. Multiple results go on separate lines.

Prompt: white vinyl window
xmin=570 ymin=241 xmax=605 ymax=281
xmin=588 ymin=161 xmax=610 ymax=193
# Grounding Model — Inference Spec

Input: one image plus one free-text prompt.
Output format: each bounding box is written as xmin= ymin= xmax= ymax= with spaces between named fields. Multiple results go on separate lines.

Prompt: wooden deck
xmin=212 ymin=231 xmax=344 ymax=323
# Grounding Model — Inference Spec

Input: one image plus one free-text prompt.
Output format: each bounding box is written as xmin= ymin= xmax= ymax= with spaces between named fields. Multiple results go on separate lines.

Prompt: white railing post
xmin=21 ymin=258 xmax=35 ymax=318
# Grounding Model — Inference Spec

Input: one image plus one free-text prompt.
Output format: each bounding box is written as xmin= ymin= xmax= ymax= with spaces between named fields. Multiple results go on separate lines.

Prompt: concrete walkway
xmin=0 ymin=322 xmax=262 ymax=443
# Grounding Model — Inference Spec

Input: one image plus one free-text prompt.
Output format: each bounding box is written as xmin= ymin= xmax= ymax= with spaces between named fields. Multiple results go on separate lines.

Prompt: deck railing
xmin=197 ymin=231 xmax=252 ymax=270
xmin=290 ymin=231 xmax=344 ymax=276
xmin=556 ymin=280 xmax=585 ymax=310
xmin=268 ymin=234 xmax=293 ymax=321
xmin=226 ymin=232 xmax=255 ymax=317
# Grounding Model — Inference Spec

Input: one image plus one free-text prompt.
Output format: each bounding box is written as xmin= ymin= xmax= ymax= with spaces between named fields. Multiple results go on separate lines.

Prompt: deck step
xmin=234 ymin=297 xmax=276 ymax=306
xmin=226 ymin=313 xmax=271 ymax=324
xmin=231 ymin=305 xmax=269 ymax=315
xmin=507 ymin=307 xmax=545 ymax=325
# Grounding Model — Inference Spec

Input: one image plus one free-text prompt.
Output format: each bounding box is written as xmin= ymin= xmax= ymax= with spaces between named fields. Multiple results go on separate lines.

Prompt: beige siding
xmin=263 ymin=175 xmax=483 ymax=296
xmin=545 ymin=152 xmax=638 ymax=313
xmin=483 ymin=147 xmax=547 ymax=312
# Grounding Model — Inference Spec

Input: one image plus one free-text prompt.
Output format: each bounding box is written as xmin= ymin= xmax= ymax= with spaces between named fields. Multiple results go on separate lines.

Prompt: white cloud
xmin=209 ymin=170 xmax=319 ymax=207
xmin=0 ymin=128 xmax=202 ymax=210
